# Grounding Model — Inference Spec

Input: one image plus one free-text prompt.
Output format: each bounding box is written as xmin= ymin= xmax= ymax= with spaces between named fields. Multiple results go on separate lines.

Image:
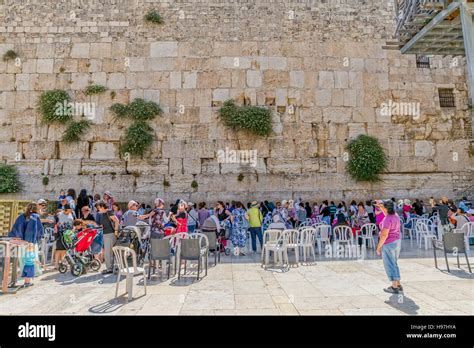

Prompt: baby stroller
xmin=115 ymin=225 xmax=148 ymax=267
xmin=59 ymin=228 xmax=102 ymax=276
xmin=201 ymin=217 xmax=231 ymax=256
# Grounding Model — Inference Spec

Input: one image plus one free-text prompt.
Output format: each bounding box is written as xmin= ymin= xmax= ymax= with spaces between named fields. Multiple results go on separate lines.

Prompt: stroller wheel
xmin=90 ymin=259 xmax=101 ymax=272
xmin=58 ymin=262 xmax=68 ymax=274
xmin=71 ymin=262 xmax=83 ymax=277
xmin=225 ymin=248 xmax=231 ymax=256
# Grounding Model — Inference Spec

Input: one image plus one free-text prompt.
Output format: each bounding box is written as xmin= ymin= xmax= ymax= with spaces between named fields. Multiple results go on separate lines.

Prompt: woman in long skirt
xmin=231 ymin=202 xmax=247 ymax=256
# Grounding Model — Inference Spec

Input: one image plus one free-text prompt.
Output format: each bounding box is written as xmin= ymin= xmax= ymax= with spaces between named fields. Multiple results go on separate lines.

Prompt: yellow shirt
xmin=246 ymin=207 xmax=263 ymax=227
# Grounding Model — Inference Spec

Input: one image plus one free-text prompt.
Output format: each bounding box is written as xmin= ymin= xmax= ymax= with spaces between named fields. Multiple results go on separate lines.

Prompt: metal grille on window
xmin=416 ymin=55 xmax=430 ymax=68
xmin=438 ymin=88 xmax=455 ymax=108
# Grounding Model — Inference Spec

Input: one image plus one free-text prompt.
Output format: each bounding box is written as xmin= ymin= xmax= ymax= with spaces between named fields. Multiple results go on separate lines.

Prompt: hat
xmin=281 ymin=199 xmax=288 ymax=206
xmin=104 ymin=191 xmax=113 ymax=197
xmin=128 ymin=200 xmax=138 ymax=209
xmin=37 ymin=199 xmax=47 ymax=205
xmin=403 ymin=199 xmax=411 ymax=205
xmin=63 ymin=204 xmax=72 ymax=210
xmin=250 ymin=201 xmax=259 ymax=207
xmin=154 ymin=198 xmax=164 ymax=205
xmin=187 ymin=202 xmax=194 ymax=207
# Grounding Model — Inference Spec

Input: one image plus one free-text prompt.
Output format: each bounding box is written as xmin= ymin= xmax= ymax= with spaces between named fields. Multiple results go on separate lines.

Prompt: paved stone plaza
xmin=1 ymin=242 xmax=472 ymax=315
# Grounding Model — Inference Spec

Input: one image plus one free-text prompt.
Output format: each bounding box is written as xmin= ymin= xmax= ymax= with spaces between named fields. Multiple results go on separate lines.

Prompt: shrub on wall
xmin=0 ymin=164 xmax=21 ymax=193
xmin=120 ymin=121 xmax=154 ymax=157
xmin=110 ymin=98 xmax=163 ymax=157
xmin=38 ymin=90 xmax=72 ymax=124
xmin=346 ymin=135 xmax=387 ymax=182
xmin=219 ymin=100 xmax=272 ymax=136
xmin=84 ymin=84 xmax=107 ymax=95
xmin=62 ymin=119 xmax=91 ymax=143
xmin=2 ymin=50 xmax=18 ymax=61
xmin=144 ymin=10 xmax=164 ymax=24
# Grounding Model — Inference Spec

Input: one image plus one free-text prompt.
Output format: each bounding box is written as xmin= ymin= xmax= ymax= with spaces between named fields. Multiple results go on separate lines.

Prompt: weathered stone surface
xmin=90 ymin=142 xmax=119 ymax=160
xmin=0 ymin=0 xmax=471 ymax=202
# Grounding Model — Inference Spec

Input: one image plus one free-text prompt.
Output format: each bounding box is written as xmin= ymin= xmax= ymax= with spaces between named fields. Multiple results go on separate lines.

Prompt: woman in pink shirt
xmin=376 ymin=200 xmax=402 ymax=295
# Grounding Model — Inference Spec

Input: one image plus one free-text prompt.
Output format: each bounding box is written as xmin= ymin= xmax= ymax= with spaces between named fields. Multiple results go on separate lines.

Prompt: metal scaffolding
xmin=385 ymin=0 xmax=474 ymax=106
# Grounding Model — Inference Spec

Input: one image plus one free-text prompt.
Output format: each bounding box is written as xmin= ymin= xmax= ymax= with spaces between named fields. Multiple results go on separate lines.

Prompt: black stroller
xmin=201 ymin=217 xmax=231 ymax=258
xmin=115 ymin=222 xmax=151 ymax=267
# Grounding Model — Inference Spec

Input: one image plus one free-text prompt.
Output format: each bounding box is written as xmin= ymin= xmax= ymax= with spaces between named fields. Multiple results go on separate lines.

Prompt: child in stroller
xmin=201 ymin=216 xmax=231 ymax=256
xmin=58 ymin=221 xmax=103 ymax=276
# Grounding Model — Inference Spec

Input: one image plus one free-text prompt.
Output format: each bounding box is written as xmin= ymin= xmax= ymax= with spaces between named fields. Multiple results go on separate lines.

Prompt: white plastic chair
xmin=283 ymin=229 xmax=300 ymax=264
xmin=416 ymin=220 xmax=435 ymax=250
xmin=416 ymin=218 xmax=433 ymax=246
xmin=38 ymin=227 xmax=56 ymax=265
xmin=298 ymin=227 xmax=316 ymax=262
xmin=454 ymin=222 xmax=473 ymax=256
xmin=403 ymin=216 xmax=419 ymax=240
xmin=333 ymin=225 xmax=355 ymax=258
xmin=314 ymin=224 xmax=331 ymax=255
xmin=360 ymin=223 xmax=377 ymax=249
xmin=112 ymin=246 xmax=147 ymax=302
xmin=261 ymin=230 xmax=286 ymax=268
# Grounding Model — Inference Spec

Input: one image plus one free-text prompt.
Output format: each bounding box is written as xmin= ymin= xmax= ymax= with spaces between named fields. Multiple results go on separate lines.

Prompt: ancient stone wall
xmin=0 ymin=0 xmax=472 ymax=203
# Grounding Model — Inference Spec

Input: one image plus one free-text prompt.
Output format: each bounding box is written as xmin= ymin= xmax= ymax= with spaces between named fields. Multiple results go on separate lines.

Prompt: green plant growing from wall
xmin=38 ymin=90 xmax=72 ymax=124
xmin=163 ymin=179 xmax=170 ymax=187
xmin=84 ymin=84 xmax=107 ymax=95
xmin=346 ymin=134 xmax=387 ymax=182
xmin=2 ymin=50 xmax=18 ymax=61
xmin=237 ymin=173 xmax=245 ymax=182
xmin=219 ymin=100 xmax=272 ymax=136
xmin=42 ymin=176 xmax=49 ymax=186
xmin=144 ymin=10 xmax=164 ymax=24
xmin=120 ymin=121 xmax=154 ymax=156
xmin=62 ymin=119 xmax=91 ymax=143
xmin=110 ymin=98 xmax=163 ymax=157
xmin=0 ymin=164 xmax=21 ymax=193
xmin=191 ymin=180 xmax=198 ymax=189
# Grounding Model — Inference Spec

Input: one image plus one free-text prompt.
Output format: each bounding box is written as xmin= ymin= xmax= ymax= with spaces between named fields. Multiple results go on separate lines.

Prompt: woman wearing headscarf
xmin=149 ymin=198 xmax=167 ymax=239
xmin=8 ymin=202 xmax=44 ymax=286
xmin=54 ymin=204 xmax=74 ymax=269
xmin=103 ymin=191 xmax=115 ymax=211
xmin=76 ymin=189 xmax=90 ymax=218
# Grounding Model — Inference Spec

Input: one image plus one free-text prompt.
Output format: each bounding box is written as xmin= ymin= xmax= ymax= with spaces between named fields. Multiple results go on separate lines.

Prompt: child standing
xmin=22 ymin=243 xmax=40 ymax=288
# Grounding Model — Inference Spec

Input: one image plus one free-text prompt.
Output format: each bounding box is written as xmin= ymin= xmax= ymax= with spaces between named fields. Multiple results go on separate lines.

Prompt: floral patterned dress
xmin=231 ymin=208 xmax=247 ymax=248
xmin=150 ymin=208 xmax=166 ymax=239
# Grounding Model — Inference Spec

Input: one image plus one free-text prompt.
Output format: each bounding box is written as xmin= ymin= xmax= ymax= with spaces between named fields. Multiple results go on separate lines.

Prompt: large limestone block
xmin=414 ymin=140 xmax=435 ymax=157
xmin=162 ymin=140 xmax=185 ymax=158
xmin=0 ymin=141 xmax=19 ymax=160
xmin=184 ymin=140 xmax=215 ymax=158
xmin=81 ymin=160 xmax=126 ymax=175
xmin=90 ymin=142 xmax=119 ymax=159
xmin=70 ymin=43 xmax=90 ymax=58
xmin=36 ymin=59 xmax=54 ymax=74
xmin=169 ymin=158 xmax=183 ymax=175
xmin=23 ymin=141 xmax=57 ymax=160
xmin=267 ymin=158 xmax=302 ymax=174
xmin=246 ymin=70 xmax=262 ymax=88
xmin=59 ymin=142 xmax=89 ymax=159
xmin=126 ymin=159 xmax=169 ymax=175
xmin=93 ymin=175 xmax=135 ymax=193
xmin=135 ymin=175 xmax=165 ymax=193
xmin=183 ymin=157 xmax=201 ymax=175
xmin=150 ymin=42 xmax=178 ymax=57
xmin=318 ymin=71 xmax=334 ymax=89
xmin=323 ymin=107 xmax=352 ymax=123
xmin=8 ymin=160 xmax=44 ymax=175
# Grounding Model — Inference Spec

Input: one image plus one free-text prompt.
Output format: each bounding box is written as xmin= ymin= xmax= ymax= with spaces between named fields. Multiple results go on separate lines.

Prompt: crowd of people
xmin=7 ymin=188 xmax=473 ymax=292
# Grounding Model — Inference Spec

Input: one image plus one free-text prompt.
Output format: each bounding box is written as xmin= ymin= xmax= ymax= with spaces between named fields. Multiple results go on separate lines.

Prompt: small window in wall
xmin=438 ymin=88 xmax=455 ymax=108
xmin=416 ymin=55 xmax=430 ymax=68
